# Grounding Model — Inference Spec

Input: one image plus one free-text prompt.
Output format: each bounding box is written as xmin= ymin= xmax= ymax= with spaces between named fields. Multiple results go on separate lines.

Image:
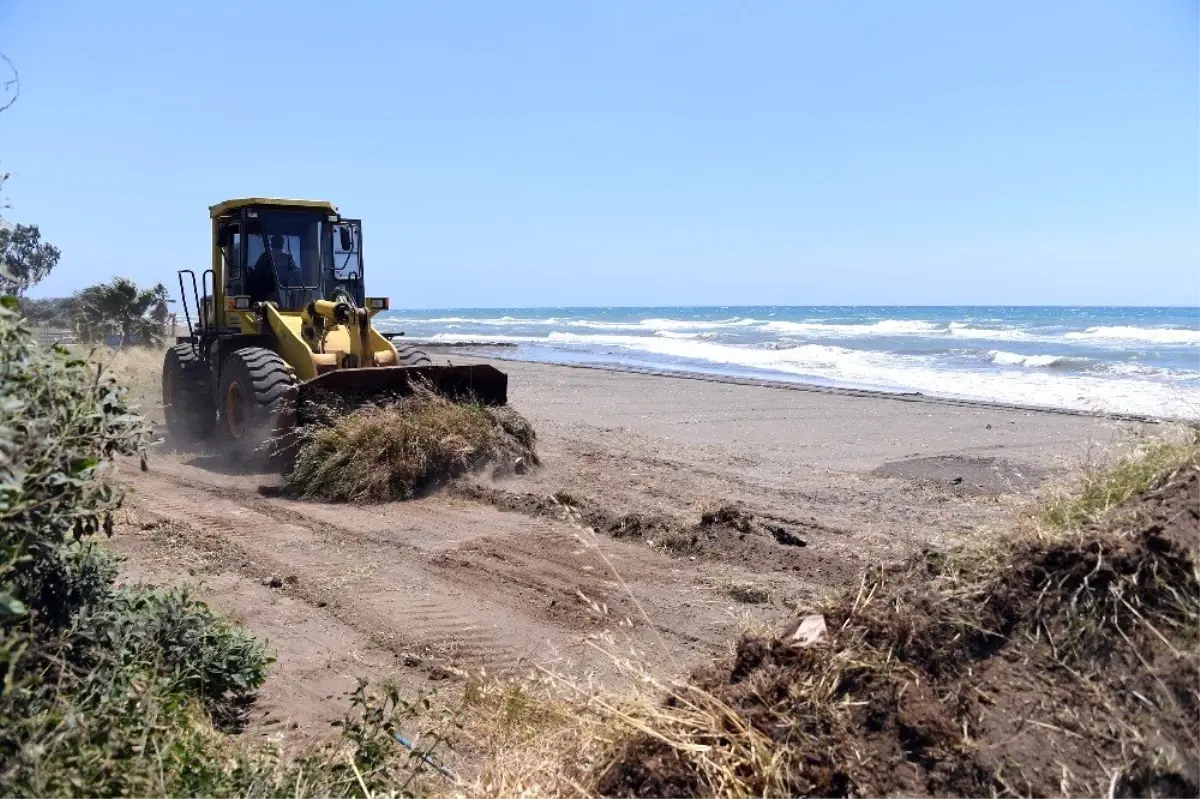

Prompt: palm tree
xmin=73 ymin=278 xmax=172 ymax=347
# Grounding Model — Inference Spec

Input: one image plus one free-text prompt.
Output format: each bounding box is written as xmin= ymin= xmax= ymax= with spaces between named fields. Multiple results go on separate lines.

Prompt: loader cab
xmin=211 ymin=200 xmax=364 ymax=326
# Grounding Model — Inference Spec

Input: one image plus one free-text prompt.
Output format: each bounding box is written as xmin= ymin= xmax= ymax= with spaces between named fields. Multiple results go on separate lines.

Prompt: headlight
xmin=226 ymin=295 xmax=251 ymax=310
xmin=366 ymin=297 xmax=389 ymax=311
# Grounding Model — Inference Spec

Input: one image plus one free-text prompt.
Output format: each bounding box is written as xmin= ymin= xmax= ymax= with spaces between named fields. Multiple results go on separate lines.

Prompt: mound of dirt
xmin=286 ymin=390 xmax=539 ymax=502
xmin=873 ymin=454 xmax=1046 ymax=496
xmin=597 ymin=466 xmax=1200 ymax=798
xmin=457 ymin=487 xmax=841 ymax=577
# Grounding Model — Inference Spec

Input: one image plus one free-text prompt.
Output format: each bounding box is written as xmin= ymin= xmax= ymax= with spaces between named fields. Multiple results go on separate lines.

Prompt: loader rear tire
xmin=162 ymin=343 xmax=215 ymax=445
xmin=395 ymin=345 xmax=432 ymax=366
xmin=218 ymin=347 xmax=296 ymax=459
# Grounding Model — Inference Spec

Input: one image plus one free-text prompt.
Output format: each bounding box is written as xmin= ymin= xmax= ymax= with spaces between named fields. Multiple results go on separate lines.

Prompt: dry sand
xmin=106 ymin=355 xmax=1151 ymax=748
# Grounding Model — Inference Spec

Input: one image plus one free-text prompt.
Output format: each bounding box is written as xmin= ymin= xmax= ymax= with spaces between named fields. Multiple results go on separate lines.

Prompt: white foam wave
xmin=389 ymin=315 xmax=760 ymax=333
xmin=391 ymin=316 xmax=562 ymax=327
xmin=947 ymin=326 xmax=1037 ymax=342
xmin=764 ymin=319 xmax=946 ymax=336
xmin=638 ymin=317 xmax=760 ymax=331
xmin=1064 ymin=326 xmax=1200 ymax=346
xmin=1100 ymin=361 xmax=1172 ymax=378
xmin=988 ymin=350 xmax=1072 ymax=368
xmin=429 ymin=331 xmax=1199 ymax=417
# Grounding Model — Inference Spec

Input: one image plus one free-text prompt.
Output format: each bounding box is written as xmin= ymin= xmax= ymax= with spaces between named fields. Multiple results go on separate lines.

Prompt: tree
xmin=0 ymin=223 xmax=62 ymax=295
xmin=19 ymin=295 xmax=74 ymax=327
xmin=73 ymin=278 xmax=171 ymax=347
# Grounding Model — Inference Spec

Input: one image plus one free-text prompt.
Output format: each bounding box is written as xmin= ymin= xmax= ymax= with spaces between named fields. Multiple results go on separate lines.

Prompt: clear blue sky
xmin=1 ymin=1 xmax=1197 ymax=307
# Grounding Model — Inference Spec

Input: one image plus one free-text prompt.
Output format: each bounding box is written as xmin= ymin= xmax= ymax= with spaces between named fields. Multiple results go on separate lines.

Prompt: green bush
xmin=71 ymin=582 xmax=271 ymax=709
xmin=0 ymin=295 xmax=275 ymax=795
xmin=0 ymin=294 xmax=149 ymax=625
xmin=0 ymin=296 xmax=456 ymax=797
xmin=0 ymin=586 xmax=270 ymax=797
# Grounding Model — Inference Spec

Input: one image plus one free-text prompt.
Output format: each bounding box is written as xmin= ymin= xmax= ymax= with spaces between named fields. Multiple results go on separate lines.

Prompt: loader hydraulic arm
xmin=304 ymin=299 xmax=374 ymax=368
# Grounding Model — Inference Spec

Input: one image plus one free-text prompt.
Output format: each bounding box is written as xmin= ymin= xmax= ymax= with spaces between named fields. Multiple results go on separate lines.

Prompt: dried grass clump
xmin=287 ymin=388 xmax=538 ymax=503
xmin=86 ymin=343 xmax=169 ymax=412
xmin=715 ymin=577 xmax=771 ymax=605
xmin=447 ymin=676 xmax=617 ymax=798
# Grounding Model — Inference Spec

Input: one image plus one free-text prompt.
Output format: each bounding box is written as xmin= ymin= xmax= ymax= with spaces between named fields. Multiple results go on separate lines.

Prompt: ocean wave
xmin=390 ymin=315 xmax=762 ymax=333
xmin=1063 ymin=326 xmax=1200 ymax=346
xmin=426 ymin=331 xmax=1199 ymax=416
xmin=638 ymin=317 xmax=760 ymax=330
xmin=762 ymin=319 xmax=1060 ymax=342
xmin=388 ymin=316 xmax=562 ymax=327
xmin=988 ymin=350 xmax=1079 ymax=368
xmin=946 ymin=326 xmax=1036 ymax=342
xmin=534 ymin=332 xmax=876 ymax=370
xmin=983 ymin=351 xmax=1187 ymax=377
xmin=764 ymin=319 xmax=946 ymax=336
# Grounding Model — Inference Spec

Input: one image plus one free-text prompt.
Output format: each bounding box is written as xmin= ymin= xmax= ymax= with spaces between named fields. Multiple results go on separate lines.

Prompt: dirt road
xmin=108 ymin=357 xmax=1146 ymax=746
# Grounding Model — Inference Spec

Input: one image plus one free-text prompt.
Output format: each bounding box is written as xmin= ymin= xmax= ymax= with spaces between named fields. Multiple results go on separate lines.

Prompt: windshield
xmin=246 ymin=211 xmax=324 ymax=290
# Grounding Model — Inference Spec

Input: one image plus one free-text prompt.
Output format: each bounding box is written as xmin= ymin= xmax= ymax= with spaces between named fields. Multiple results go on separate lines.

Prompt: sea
xmin=373 ymin=307 xmax=1200 ymax=419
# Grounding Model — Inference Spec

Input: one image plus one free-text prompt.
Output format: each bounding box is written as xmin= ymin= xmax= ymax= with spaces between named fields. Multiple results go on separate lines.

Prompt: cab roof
xmin=209 ymin=197 xmax=338 ymax=219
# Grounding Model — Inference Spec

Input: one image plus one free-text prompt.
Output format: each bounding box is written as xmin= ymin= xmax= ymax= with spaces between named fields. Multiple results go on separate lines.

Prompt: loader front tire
xmin=395 ymin=344 xmax=432 ymax=366
xmin=218 ymin=347 xmax=296 ymax=459
xmin=162 ymin=343 xmax=215 ymax=445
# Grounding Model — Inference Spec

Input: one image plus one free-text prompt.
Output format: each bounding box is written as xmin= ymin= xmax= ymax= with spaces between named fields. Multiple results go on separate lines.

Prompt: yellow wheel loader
xmin=161 ymin=197 xmax=506 ymax=457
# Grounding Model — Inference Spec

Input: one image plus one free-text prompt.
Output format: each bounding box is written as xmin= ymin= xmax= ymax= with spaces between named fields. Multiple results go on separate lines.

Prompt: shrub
xmin=0 ymin=296 xmax=274 ymax=795
xmin=0 ymin=294 xmax=150 ymax=624
xmin=0 ymin=296 xmax=457 ymax=797
xmin=0 ymin=582 xmax=271 ymax=797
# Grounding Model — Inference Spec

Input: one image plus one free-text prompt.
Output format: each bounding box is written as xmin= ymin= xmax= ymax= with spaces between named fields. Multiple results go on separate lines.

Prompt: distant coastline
xmin=377 ymin=306 xmax=1200 ymax=418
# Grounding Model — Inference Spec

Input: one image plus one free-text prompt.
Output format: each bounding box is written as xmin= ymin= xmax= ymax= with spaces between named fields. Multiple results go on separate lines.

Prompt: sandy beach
xmin=108 ymin=355 xmax=1150 ymax=745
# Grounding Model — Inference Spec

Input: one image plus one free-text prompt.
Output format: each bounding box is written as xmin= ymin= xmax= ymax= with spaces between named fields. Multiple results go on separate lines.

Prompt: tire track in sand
xmin=127 ymin=467 xmax=589 ymax=676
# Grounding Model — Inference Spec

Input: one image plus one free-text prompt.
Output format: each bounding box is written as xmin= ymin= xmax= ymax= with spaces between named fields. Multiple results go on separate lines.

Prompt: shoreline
xmin=419 ymin=343 xmax=1178 ymax=425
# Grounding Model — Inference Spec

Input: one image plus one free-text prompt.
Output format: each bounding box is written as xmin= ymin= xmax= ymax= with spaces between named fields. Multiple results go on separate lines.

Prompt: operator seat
xmin=247 ymin=234 xmax=297 ymax=304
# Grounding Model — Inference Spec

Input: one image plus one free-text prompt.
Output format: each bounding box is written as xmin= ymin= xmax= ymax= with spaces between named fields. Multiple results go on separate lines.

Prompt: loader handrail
xmin=177 ymin=269 xmax=200 ymax=339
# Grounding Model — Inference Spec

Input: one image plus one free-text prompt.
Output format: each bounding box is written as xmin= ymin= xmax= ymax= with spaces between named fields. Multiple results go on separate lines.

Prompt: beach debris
xmin=782 ymin=614 xmax=827 ymax=648
xmin=700 ymin=503 xmax=756 ymax=533
xmin=767 ymin=524 xmax=807 ymax=547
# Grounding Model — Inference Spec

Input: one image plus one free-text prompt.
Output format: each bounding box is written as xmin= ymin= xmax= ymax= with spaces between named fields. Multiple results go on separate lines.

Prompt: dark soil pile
xmin=457 ymin=488 xmax=820 ymax=570
xmin=596 ymin=465 xmax=1200 ymax=798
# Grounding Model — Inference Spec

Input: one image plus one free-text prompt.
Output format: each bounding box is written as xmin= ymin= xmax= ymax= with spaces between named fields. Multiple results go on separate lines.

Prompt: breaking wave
xmin=987 ymin=350 xmax=1079 ymax=368
xmin=1064 ymin=326 xmax=1200 ymax=346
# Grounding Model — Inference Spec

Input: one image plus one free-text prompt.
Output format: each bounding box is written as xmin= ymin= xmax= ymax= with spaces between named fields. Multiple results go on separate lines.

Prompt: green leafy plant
xmin=0 ymin=294 xmax=150 ymax=626
xmin=0 ymin=296 xmax=462 ymax=797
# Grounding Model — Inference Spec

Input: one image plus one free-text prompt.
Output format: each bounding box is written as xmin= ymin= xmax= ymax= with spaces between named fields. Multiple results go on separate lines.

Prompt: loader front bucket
xmin=292 ymin=364 xmax=508 ymax=426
